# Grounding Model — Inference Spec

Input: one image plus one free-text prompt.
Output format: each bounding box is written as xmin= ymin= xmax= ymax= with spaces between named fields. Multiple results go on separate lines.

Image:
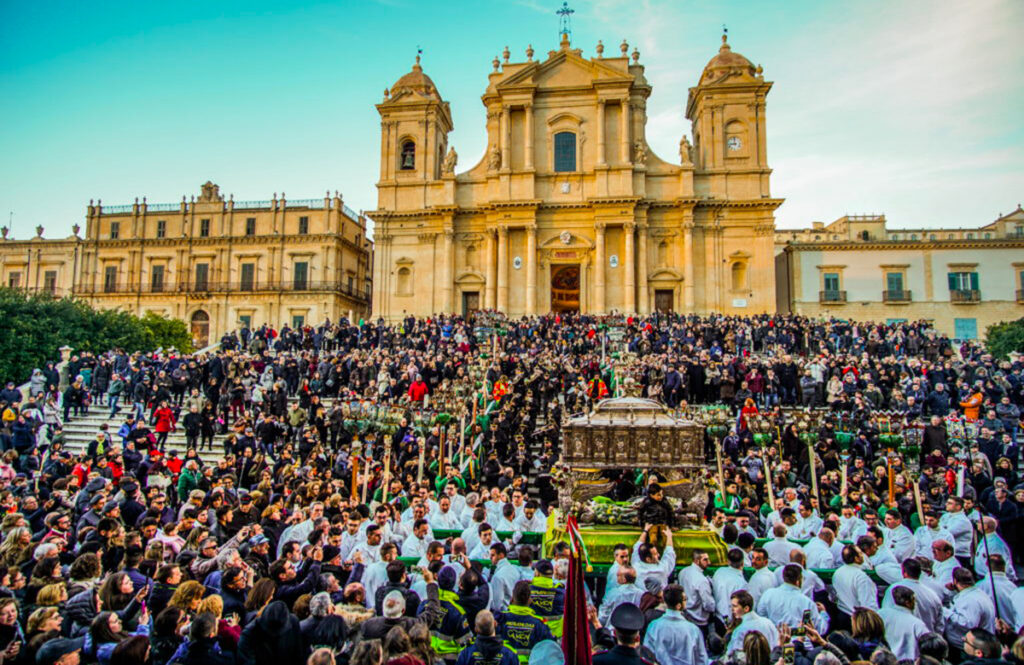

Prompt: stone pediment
xmin=540 ymin=231 xmax=594 ymax=250
xmin=496 ymin=50 xmax=634 ymax=91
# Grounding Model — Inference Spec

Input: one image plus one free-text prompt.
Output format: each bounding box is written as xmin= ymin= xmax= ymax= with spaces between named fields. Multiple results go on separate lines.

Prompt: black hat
xmin=609 ymin=602 xmax=645 ymax=632
xmin=533 ymin=559 xmax=553 ymax=576
xmin=321 ymin=545 xmax=341 ymax=562
xmin=36 ymin=638 xmax=84 ymax=665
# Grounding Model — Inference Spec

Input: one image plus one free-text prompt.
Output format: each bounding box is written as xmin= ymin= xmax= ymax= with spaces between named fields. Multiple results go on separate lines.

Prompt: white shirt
xmin=711 ymin=566 xmax=748 ymax=621
xmin=350 ymin=540 xmax=381 ymax=565
xmin=756 ymin=582 xmax=829 ymax=634
xmin=931 ymin=557 xmax=959 ymax=602
xmin=974 ymin=533 xmax=1017 ymax=581
xmin=913 ymin=525 xmax=955 ymax=558
xmin=773 ymin=564 xmax=824 ymax=599
xmin=679 ymin=563 xmax=715 ymax=626
xmin=832 ymin=563 xmax=878 ymax=615
xmin=803 ymin=537 xmax=838 ymax=569
xmin=726 ymin=611 xmax=779 ymax=656
xmin=867 ymin=548 xmax=903 ymax=585
xmin=643 ymin=609 xmax=709 ymax=665
xmin=764 ymin=536 xmax=797 ymax=567
xmin=838 ymin=515 xmax=868 ymax=541
xmin=882 ymin=578 xmax=944 ymax=633
xmin=748 ymin=567 xmax=777 ymax=606
xmin=877 ymin=605 xmax=929 ymax=660
xmin=939 ymin=511 xmax=973 ymax=558
xmin=1010 ymin=586 xmax=1024 ymax=632
xmin=881 ymin=524 xmax=915 ymax=562
xmin=513 ymin=511 xmax=547 ymax=533
xmin=488 ymin=558 xmax=520 ymax=612
xmin=429 ymin=509 xmax=462 ymax=531
xmin=468 ymin=540 xmax=493 ymax=561
xmin=978 ymin=572 xmax=1017 ymax=629
xmin=790 ymin=515 xmax=823 ymax=540
xmin=361 ymin=560 xmax=389 ymax=609
xmin=598 ymin=581 xmax=644 ymax=626
xmin=944 ymin=585 xmax=996 ymax=649
xmin=632 ymin=539 xmax=677 ymax=590
xmin=401 ymin=533 xmax=429 ymax=560
xmin=460 ymin=521 xmax=483 ymax=553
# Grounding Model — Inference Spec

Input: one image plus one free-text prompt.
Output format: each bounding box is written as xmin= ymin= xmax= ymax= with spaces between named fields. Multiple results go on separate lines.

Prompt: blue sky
xmin=2 ymin=0 xmax=1022 ymax=239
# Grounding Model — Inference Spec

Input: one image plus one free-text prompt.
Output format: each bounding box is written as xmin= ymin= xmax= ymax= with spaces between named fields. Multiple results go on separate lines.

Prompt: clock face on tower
xmin=727 ymin=136 xmax=742 ymax=151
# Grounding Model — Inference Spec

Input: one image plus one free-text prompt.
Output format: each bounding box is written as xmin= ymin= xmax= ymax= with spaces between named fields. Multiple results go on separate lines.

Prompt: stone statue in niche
xmin=633 ymin=141 xmax=647 ymax=164
xmin=199 ymin=181 xmax=223 ymax=202
xmin=442 ymin=147 xmax=458 ymax=174
xmin=679 ymin=136 xmax=693 ymax=165
xmin=488 ymin=146 xmax=501 ymax=171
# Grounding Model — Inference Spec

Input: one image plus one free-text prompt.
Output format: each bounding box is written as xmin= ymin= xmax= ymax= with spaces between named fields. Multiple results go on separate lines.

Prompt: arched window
xmin=731 ymin=262 xmax=747 ymax=291
xmin=553 ymin=132 xmax=576 ymax=172
xmin=396 ymin=267 xmax=412 ymax=295
xmin=400 ymin=141 xmax=416 ymax=170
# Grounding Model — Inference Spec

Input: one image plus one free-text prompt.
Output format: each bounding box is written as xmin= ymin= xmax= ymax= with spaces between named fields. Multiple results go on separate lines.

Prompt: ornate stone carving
xmin=633 ymin=141 xmax=647 ymax=164
xmin=441 ymin=147 xmax=458 ymax=175
xmin=560 ymin=230 xmax=572 ymax=245
xmin=488 ymin=146 xmax=501 ymax=171
xmin=679 ymin=136 xmax=693 ymax=165
xmin=198 ymin=181 xmax=223 ymax=202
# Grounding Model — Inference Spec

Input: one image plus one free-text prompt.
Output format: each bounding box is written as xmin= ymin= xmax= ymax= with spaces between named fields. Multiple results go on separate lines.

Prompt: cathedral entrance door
xmin=190 ymin=310 xmax=210 ymax=349
xmin=655 ymin=289 xmax=674 ymax=313
xmin=462 ymin=291 xmax=480 ymax=317
xmin=550 ymin=264 xmax=580 ymax=312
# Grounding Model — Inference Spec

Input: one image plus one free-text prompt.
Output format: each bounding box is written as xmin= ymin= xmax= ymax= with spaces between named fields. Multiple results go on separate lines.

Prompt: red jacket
xmin=154 ymin=407 xmax=176 ymax=433
xmin=408 ymin=381 xmax=428 ymax=402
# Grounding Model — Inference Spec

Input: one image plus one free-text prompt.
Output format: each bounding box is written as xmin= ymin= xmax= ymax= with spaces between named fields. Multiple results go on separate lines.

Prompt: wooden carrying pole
xmin=351 ymin=455 xmax=359 ymax=500
xmin=381 ymin=448 xmax=392 ymax=506
xmin=807 ymin=440 xmax=819 ymax=504
xmin=762 ymin=445 xmax=775 ymax=505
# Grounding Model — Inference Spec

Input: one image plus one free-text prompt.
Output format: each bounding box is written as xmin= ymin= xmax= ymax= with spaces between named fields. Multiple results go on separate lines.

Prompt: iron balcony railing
xmin=950 ymin=289 xmax=981 ymax=303
xmin=883 ymin=289 xmax=912 ymax=302
xmin=1018 ymin=289 xmax=1024 ymax=303
xmin=78 ymin=280 xmax=369 ymax=301
xmin=819 ymin=290 xmax=847 ymax=303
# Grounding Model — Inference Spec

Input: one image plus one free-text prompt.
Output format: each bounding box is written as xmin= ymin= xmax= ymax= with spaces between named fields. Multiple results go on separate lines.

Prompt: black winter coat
xmin=237 ymin=601 xmax=304 ymax=665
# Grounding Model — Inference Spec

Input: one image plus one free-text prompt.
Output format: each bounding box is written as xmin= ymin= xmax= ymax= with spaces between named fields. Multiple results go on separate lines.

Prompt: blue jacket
xmin=84 ymin=623 xmax=150 ymax=665
xmin=455 ymin=635 xmax=518 ymax=665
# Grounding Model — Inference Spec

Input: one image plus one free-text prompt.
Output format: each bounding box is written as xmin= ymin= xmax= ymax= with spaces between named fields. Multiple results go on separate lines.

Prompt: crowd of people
xmin=0 ymin=312 xmax=1022 ymax=665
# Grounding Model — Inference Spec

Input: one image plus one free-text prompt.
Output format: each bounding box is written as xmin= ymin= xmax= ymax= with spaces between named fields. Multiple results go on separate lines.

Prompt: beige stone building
xmin=0 ymin=183 xmax=373 ymax=347
xmin=370 ymin=34 xmax=782 ymax=319
xmin=775 ymin=207 xmax=1024 ymax=339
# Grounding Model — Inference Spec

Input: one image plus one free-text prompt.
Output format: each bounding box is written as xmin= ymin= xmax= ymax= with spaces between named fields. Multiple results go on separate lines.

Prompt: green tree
xmin=0 ymin=287 xmax=191 ymax=385
xmin=986 ymin=317 xmax=1024 ymax=360
xmin=140 ymin=312 xmax=194 ymax=353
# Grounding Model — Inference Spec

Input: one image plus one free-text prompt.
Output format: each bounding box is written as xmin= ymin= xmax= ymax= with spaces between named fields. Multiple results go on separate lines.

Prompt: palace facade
xmin=0 ymin=183 xmax=373 ymax=347
xmin=775 ymin=207 xmax=1024 ymax=339
xmin=370 ymin=34 xmax=782 ymax=319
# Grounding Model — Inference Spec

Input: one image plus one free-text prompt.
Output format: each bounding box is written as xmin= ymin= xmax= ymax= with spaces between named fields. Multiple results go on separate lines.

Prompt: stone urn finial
xmin=35 ymin=225 xmax=43 ymax=238
xmin=72 ymin=223 xmax=81 ymax=237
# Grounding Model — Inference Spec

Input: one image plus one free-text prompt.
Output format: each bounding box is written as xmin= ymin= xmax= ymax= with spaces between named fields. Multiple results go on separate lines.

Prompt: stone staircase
xmin=56 ymin=405 xmax=227 ymax=464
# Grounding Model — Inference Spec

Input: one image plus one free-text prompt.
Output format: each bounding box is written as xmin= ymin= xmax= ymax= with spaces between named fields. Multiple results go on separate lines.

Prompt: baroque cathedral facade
xmin=370 ymin=33 xmax=781 ymax=319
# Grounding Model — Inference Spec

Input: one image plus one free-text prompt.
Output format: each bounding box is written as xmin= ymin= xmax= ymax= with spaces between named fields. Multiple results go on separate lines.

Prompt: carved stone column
xmin=596 ymin=100 xmax=606 ymax=167
xmin=484 ymin=230 xmax=496 ymax=309
xmin=623 ymin=221 xmax=636 ymax=313
xmin=594 ymin=222 xmax=606 ymax=313
xmin=526 ymin=225 xmax=537 ymax=314
xmin=637 ymin=222 xmax=649 ymax=314
xmin=501 ymin=106 xmax=511 ymax=170
xmin=683 ymin=221 xmax=695 ymax=311
xmin=620 ymin=99 xmax=631 ymax=163
xmin=442 ymin=230 xmax=454 ymax=313
xmin=497 ymin=226 xmax=509 ymax=312
xmin=524 ymin=103 xmax=534 ymax=170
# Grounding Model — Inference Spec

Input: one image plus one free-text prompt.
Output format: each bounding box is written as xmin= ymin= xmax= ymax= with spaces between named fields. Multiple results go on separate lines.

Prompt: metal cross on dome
xmin=557 ymin=2 xmax=574 ymax=39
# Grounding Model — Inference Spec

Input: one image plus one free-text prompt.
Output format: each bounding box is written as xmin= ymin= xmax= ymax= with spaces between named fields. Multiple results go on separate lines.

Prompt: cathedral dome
xmin=700 ymin=35 xmax=758 ymax=83
xmin=390 ymin=56 xmax=441 ymax=100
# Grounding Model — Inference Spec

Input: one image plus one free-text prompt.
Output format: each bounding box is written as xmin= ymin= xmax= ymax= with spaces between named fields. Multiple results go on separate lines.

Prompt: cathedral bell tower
xmin=376 ymin=54 xmax=454 ymax=211
xmin=686 ymin=34 xmax=773 ymax=199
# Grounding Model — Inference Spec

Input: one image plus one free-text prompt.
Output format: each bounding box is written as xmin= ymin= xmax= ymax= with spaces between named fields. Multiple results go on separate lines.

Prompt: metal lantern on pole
xmin=701 ymin=406 xmax=731 ymax=501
